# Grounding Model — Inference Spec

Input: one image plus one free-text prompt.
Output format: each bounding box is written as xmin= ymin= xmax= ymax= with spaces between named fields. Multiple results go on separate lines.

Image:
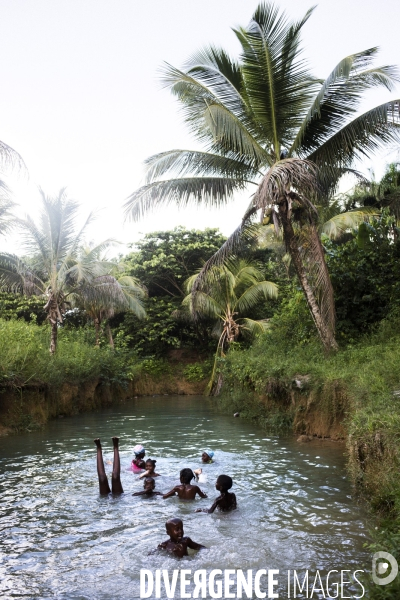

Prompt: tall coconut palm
xmin=124 ymin=2 xmax=400 ymax=352
xmin=0 ymin=189 xmax=125 ymax=354
xmin=183 ymin=257 xmax=278 ymax=394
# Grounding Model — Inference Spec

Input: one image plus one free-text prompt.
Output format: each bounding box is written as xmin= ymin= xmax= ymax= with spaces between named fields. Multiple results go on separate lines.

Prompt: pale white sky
xmin=0 ymin=0 xmax=399 ymax=253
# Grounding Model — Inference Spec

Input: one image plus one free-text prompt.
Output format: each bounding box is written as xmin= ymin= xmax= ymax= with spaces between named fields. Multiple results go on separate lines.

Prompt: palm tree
xmin=124 ymin=2 xmax=400 ymax=352
xmin=0 ymin=189 xmax=132 ymax=354
xmin=76 ymin=253 xmax=147 ymax=347
xmin=183 ymin=257 xmax=278 ymax=394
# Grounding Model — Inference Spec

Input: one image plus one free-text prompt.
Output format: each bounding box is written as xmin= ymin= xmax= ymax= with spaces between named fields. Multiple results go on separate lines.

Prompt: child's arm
xmin=186 ymin=537 xmax=206 ymax=550
xmin=195 ymin=497 xmax=220 ymax=513
xmin=139 ymin=470 xmax=150 ymax=479
xmin=132 ymin=491 xmax=146 ymax=496
xmin=194 ymin=486 xmax=207 ymax=498
xmin=162 ymin=486 xmax=178 ymax=499
xmin=231 ymin=493 xmax=237 ymax=509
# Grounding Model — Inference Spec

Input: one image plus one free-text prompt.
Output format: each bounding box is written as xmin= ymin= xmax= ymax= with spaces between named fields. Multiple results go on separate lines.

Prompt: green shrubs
xmin=0 ymin=318 xmax=134 ymax=389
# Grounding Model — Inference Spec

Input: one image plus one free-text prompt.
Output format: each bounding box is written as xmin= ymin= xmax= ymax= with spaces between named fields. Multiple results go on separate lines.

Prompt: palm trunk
xmin=106 ymin=323 xmax=114 ymax=349
xmin=278 ymin=198 xmax=338 ymax=353
xmin=94 ymin=319 xmax=101 ymax=346
xmin=50 ymin=320 xmax=58 ymax=355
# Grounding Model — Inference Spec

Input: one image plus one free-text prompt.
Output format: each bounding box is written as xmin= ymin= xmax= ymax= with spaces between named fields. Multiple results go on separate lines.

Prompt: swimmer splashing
xmin=94 ymin=437 xmax=123 ymax=495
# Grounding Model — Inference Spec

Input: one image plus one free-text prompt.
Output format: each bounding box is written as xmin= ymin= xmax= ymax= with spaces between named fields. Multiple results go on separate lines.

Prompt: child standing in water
xmin=201 ymin=450 xmax=214 ymax=463
xmin=163 ymin=468 xmax=208 ymax=500
xmin=133 ymin=477 xmax=161 ymax=497
xmin=157 ymin=518 xmax=206 ymax=557
xmin=94 ymin=437 xmax=124 ymax=495
xmin=139 ymin=459 xmax=160 ymax=478
xmin=131 ymin=444 xmax=146 ymax=472
xmin=195 ymin=475 xmax=237 ymax=513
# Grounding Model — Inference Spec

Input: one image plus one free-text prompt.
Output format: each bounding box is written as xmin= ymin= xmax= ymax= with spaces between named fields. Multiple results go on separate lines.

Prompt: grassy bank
xmin=218 ymin=310 xmax=400 ymax=598
xmin=0 ymin=319 xmax=210 ymax=432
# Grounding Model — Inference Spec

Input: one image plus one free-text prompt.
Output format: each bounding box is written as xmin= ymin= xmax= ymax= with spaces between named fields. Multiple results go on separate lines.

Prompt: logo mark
xmin=372 ymin=552 xmax=398 ymax=585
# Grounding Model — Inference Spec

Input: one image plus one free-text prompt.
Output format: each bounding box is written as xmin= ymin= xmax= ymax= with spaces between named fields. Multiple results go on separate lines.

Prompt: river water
xmin=0 ymin=396 xmax=370 ymax=599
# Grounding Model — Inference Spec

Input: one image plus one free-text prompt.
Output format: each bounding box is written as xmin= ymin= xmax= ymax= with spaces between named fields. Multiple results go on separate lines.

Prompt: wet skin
xmin=94 ymin=437 xmax=123 ymax=495
xmin=163 ymin=479 xmax=207 ymax=500
xmin=132 ymin=452 xmax=146 ymax=470
xmin=201 ymin=452 xmax=213 ymax=463
xmin=133 ymin=478 xmax=161 ymax=497
xmin=139 ymin=460 xmax=160 ymax=479
xmin=195 ymin=478 xmax=237 ymax=513
xmin=158 ymin=518 xmax=206 ymax=558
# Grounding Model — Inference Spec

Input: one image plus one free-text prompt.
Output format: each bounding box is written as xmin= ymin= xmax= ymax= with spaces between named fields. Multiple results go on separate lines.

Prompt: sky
xmin=0 ymin=0 xmax=399 ymax=254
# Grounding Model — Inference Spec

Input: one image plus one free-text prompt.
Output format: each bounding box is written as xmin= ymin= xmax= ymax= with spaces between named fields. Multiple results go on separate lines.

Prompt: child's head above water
xmin=216 ymin=474 xmax=233 ymax=492
xmin=201 ymin=450 xmax=214 ymax=463
xmin=133 ymin=444 xmax=145 ymax=459
xmin=180 ymin=468 xmax=195 ymax=484
xmin=143 ymin=477 xmax=155 ymax=492
xmin=166 ymin=518 xmax=184 ymax=542
xmin=145 ymin=459 xmax=157 ymax=471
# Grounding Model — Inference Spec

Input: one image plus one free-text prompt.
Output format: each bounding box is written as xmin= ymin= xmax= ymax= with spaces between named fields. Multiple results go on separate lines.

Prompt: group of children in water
xmin=94 ymin=437 xmax=236 ymax=557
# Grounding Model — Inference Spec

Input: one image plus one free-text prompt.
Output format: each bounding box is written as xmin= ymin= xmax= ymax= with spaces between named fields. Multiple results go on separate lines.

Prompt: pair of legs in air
xmin=94 ymin=437 xmax=123 ymax=495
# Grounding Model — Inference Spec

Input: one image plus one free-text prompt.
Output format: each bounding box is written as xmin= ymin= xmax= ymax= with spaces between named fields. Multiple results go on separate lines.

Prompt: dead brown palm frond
xmin=297 ymin=224 xmax=336 ymax=338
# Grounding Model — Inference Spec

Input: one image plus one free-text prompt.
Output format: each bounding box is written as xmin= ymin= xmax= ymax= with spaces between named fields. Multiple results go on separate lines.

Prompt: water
xmin=0 ymin=396 xmax=370 ymax=599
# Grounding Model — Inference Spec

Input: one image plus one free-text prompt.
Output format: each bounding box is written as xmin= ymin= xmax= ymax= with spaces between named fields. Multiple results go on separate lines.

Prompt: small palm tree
xmin=0 ymin=189 xmax=138 ymax=354
xmin=183 ymin=257 xmax=278 ymax=394
xmin=76 ymin=254 xmax=147 ymax=346
xmin=125 ymin=2 xmax=400 ymax=352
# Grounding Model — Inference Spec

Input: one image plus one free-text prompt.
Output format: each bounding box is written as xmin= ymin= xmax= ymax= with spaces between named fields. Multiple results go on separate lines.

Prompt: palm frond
xmin=144 ymin=149 xmax=260 ymax=183
xmin=124 ymin=176 xmax=250 ymax=222
xmin=235 ymin=280 xmax=278 ymax=312
xmin=321 ymin=207 xmax=379 ymax=239
xmin=239 ymin=317 xmax=270 ymax=336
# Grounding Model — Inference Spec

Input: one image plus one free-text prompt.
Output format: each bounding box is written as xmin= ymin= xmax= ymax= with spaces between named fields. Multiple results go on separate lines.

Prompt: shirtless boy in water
xmin=158 ymin=518 xmax=206 ymax=558
xmin=133 ymin=477 xmax=162 ymax=497
xmin=94 ymin=437 xmax=123 ymax=495
xmin=195 ymin=475 xmax=237 ymax=513
xmin=163 ymin=468 xmax=207 ymax=500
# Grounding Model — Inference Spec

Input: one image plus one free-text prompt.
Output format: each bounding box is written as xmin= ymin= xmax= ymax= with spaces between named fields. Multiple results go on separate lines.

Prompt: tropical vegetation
xmin=125 ymin=2 xmax=400 ymax=352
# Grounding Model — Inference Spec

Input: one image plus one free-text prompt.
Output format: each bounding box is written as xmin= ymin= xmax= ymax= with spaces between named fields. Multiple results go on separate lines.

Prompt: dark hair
xmin=145 ymin=459 xmax=157 ymax=467
xmin=217 ymin=474 xmax=233 ymax=491
xmin=180 ymin=468 xmax=195 ymax=484
xmin=144 ymin=477 xmax=155 ymax=485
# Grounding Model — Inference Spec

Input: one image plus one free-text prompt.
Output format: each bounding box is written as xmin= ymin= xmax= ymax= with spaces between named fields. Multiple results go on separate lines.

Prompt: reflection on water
xmin=0 ymin=396 xmax=370 ymax=599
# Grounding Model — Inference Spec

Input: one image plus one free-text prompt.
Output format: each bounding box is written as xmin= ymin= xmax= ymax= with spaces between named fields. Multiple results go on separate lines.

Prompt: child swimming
xmin=163 ymin=468 xmax=207 ymax=500
xmin=201 ymin=450 xmax=214 ymax=463
xmin=195 ymin=475 xmax=237 ymax=513
xmin=139 ymin=459 xmax=160 ymax=478
xmin=94 ymin=437 xmax=123 ymax=495
xmin=131 ymin=444 xmax=146 ymax=472
xmin=133 ymin=477 xmax=161 ymax=497
xmin=157 ymin=518 xmax=206 ymax=558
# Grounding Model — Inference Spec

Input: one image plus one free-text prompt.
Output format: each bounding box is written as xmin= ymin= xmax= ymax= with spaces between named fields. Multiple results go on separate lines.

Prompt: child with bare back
xmin=195 ymin=475 xmax=237 ymax=513
xmin=163 ymin=468 xmax=207 ymax=500
xmin=157 ymin=518 xmax=206 ymax=558
xmin=133 ymin=477 xmax=161 ymax=497
xmin=94 ymin=437 xmax=124 ymax=495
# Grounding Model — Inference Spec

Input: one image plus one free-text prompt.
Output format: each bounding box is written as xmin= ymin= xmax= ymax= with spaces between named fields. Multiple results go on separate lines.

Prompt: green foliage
xmin=325 ymin=219 xmax=400 ymax=341
xmin=0 ymin=318 xmax=135 ymax=389
xmin=0 ymin=292 xmax=47 ymax=324
xmin=183 ymin=362 xmax=211 ymax=382
xmin=125 ymin=227 xmax=226 ymax=297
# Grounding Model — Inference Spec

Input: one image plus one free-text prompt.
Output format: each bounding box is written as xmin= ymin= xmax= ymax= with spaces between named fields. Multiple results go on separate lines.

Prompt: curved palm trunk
xmin=277 ymin=197 xmax=338 ymax=353
xmin=207 ymin=312 xmax=239 ymax=396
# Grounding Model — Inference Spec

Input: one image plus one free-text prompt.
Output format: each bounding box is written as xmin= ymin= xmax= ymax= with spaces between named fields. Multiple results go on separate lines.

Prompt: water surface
xmin=0 ymin=396 xmax=370 ymax=598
